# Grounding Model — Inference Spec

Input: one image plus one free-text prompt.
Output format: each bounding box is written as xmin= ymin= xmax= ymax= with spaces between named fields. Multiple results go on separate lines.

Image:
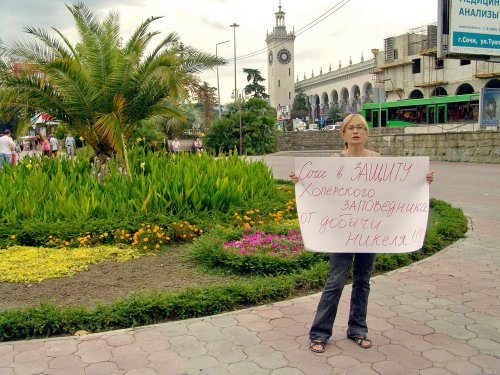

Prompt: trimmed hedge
xmin=0 ymin=262 xmax=330 ymax=342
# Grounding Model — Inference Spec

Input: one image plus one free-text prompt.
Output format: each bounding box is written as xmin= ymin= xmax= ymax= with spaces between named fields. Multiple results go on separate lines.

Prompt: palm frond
xmin=124 ymin=16 xmax=163 ymax=55
xmin=51 ymin=28 xmax=79 ymax=61
xmin=6 ymin=38 xmax=58 ymax=63
xmin=22 ymin=26 xmax=72 ymax=59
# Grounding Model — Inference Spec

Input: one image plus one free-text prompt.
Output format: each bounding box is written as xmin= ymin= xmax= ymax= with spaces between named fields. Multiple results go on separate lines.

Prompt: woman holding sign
xmin=290 ymin=113 xmax=434 ymax=353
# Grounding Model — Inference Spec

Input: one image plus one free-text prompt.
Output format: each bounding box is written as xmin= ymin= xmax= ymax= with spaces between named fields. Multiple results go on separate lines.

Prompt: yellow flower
xmin=103 ymin=232 xmax=108 ymax=237
xmin=143 ymin=238 xmax=149 ymax=242
xmin=155 ymin=244 xmax=160 ymax=249
xmin=10 ymin=235 xmax=16 ymax=239
xmin=25 ymin=163 xmax=32 ymax=169
xmin=140 ymin=162 xmax=145 ymax=169
xmin=136 ymin=137 xmax=142 ymax=143
xmin=79 ymin=136 xmax=84 ymax=141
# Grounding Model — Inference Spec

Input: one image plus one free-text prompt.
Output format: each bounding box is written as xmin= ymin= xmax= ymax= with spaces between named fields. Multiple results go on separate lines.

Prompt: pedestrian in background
xmin=0 ymin=129 xmax=15 ymax=167
xmin=65 ymin=133 xmax=75 ymax=157
xmin=192 ymin=137 xmax=203 ymax=153
xmin=41 ymin=136 xmax=51 ymax=157
xmin=172 ymin=137 xmax=181 ymax=153
xmin=49 ymin=134 xmax=59 ymax=157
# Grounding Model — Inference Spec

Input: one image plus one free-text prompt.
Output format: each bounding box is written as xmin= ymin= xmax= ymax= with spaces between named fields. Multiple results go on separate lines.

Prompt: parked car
xmin=321 ymin=124 xmax=341 ymax=131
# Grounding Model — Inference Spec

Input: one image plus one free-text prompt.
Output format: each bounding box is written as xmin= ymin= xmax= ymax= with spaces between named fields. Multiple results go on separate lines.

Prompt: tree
xmin=243 ymin=68 xmax=269 ymax=99
xmin=292 ymin=91 xmax=309 ymax=120
xmin=0 ymin=2 xmax=223 ymax=178
xmin=193 ymin=81 xmax=217 ymax=131
xmin=205 ymin=97 xmax=277 ymax=155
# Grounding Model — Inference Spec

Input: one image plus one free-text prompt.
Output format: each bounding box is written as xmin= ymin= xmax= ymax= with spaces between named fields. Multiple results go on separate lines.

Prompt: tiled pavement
xmin=1 ymin=157 xmax=499 ymax=375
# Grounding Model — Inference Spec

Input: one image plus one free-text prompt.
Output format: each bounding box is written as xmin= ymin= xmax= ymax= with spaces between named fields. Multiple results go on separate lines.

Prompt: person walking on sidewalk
xmin=0 ymin=129 xmax=15 ymax=167
xmin=65 ymin=133 xmax=75 ymax=157
xmin=290 ymin=113 xmax=435 ymax=353
xmin=49 ymin=134 xmax=59 ymax=158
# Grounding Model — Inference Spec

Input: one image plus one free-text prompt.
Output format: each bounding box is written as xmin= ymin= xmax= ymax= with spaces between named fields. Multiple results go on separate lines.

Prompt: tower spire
xmin=275 ymin=1 xmax=286 ymax=29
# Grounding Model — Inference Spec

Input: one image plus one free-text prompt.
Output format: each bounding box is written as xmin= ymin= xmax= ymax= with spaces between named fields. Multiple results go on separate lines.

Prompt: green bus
xmin=361 ymin=94 xmax=480 ymax=127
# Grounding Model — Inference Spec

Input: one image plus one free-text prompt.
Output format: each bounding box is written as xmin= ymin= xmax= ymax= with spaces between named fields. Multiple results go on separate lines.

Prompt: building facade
xmin=290 ymin=23 xmax=500 ymax=123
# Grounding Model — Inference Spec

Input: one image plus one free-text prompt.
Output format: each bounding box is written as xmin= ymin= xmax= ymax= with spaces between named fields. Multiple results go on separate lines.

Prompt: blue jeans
xmin=309 ymin=253 xmax=376 ymax=342
xmin=0 ymin=153 xmax=11 ymax=168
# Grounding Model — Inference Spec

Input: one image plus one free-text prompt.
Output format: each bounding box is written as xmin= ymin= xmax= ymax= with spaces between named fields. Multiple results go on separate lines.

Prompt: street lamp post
xmin=215 ymin=40 xmax=229 ymax=117
xmin=229 ymin=23 xmax=239 ymax=101
xmin=231 ymin=89 xmax=248 ymax=155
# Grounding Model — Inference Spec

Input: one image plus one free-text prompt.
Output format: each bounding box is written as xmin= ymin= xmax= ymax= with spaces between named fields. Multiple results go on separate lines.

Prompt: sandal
xmin=348 ymin=336 xmax=372 ymax=349
xmin=309 ymin=339 xmax=326 ymax=353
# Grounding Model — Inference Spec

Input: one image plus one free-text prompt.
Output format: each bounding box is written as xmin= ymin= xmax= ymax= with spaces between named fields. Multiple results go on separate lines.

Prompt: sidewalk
xmin=0 ymin=159 xmax=499 ymax=375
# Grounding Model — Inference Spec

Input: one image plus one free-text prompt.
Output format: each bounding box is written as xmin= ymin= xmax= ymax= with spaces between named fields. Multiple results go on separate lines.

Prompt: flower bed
xmin=192 ymin=226 xmax=325 ymax=276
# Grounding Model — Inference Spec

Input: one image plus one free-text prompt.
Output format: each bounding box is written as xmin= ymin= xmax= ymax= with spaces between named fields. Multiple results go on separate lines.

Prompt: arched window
xmin=456 ymin=84 xmax=474 ymax=95
xmin=409 ymin=90 xmax=424 ymax=99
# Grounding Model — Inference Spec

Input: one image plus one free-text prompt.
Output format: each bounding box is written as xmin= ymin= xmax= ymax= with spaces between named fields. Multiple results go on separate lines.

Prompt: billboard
xmin=479 ymin=88 xmax=500 ymax=127
xmin=277 ymin=105 xmax=291 ymax=121
xmin=438 ymin=0 xmax=500 ymax=60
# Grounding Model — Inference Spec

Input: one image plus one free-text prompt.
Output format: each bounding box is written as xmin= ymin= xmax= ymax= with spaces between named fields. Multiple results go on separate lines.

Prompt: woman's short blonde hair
xmin=341 ymin=114 xmax=369 ymax=134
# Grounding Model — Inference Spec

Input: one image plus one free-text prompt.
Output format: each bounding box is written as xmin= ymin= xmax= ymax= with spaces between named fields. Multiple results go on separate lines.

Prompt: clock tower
xmin=266 ymin=2 xmax=295 ymax=111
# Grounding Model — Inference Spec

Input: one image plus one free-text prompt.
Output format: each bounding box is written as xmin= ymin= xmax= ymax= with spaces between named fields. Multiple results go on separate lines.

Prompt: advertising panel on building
xmin=439 ymin=0 xmax=500 ymax=59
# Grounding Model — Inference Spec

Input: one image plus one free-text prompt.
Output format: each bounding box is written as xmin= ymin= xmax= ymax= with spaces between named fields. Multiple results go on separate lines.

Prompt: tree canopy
xmin=243 ymin=68 xmax=269 ymax=99
xmin=205 ymin=97 xmax=277 ymax=155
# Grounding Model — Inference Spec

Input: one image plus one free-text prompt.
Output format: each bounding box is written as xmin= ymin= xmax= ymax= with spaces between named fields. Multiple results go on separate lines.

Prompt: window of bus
xmin=365 ymin=109 xmax=373 ymax=124
xmin=389 ymin=106 xmax=419 ymax=124
xmin=448 ymin=102 xmax=479 ymax=122
xmin=448 ymin=103 xmax=468 ymax=122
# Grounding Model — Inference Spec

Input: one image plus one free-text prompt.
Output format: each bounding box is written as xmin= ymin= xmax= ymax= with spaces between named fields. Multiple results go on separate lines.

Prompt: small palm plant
xmin=0 ymin=2 xmax=223 ymax=178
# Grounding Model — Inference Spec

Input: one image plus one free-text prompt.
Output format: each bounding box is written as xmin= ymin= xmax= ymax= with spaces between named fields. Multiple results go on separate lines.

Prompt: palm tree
xmin=0 ymin=2 xmax=223 ymax=178
xmin=243 ymin=68 xmax=269 ymax=99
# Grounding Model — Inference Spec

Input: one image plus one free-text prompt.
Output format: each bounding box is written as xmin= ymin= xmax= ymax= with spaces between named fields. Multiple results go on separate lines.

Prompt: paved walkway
xmin=1 ymin=157 xmax=499 ymax=375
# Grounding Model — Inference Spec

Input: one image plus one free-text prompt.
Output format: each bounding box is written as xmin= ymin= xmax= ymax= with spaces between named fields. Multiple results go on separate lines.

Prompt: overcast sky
xmin=0 ymin=0 xmax=437 ymax=103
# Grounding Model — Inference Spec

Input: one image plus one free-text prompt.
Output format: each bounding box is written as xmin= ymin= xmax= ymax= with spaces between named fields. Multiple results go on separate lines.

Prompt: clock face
xmin=277 ymin=48 xmax=291 ymax=64
xmin=268 ymin=51 xmax=273 ymax=65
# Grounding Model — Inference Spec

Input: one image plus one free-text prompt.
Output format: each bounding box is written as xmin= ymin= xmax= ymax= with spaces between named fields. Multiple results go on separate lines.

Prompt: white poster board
xmin=295 ymin=157 xmax=430 ymax=253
